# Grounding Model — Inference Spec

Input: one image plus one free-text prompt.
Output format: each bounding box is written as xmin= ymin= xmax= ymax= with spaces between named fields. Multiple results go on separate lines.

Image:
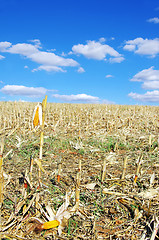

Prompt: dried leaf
xmin=84 ymin=182 xmax=96 ymax=190
xmin=137 ymin=188 xmax=159 ymax=199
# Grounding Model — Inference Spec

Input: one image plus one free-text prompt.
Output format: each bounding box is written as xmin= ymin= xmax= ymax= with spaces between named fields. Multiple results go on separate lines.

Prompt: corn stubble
xmin=0 ymin=102 xmax=159 ymax=239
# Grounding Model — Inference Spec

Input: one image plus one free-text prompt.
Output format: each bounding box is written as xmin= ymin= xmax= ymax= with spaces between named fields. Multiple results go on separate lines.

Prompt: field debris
xmin=0 ymin=102 xmax=159 ymax=239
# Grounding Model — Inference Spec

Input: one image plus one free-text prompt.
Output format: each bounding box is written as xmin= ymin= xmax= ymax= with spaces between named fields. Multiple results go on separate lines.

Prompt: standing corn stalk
xmin=29 ymin=155 xmax=34 ymax=183
xmin=32 ymin=95 xmax=47 ymax=187
xmin=39 ymin=95 xmax=47 ymax=186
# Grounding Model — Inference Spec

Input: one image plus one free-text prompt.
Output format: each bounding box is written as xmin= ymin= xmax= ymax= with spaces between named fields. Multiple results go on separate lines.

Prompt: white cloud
xmin=72 ymin=40 xmax=122 ymax=61
xmin=1 ymin=85 xmax=47 ymax=97
xmin=61 ymin=51 xmax=67 ymax=56
xmin=29 ymin=39 xmax=42 ymax=48
xmin=0 ymin=55 xmax=5 ymax=60
xmin=32 ymin=65 xmax=66 ymax=72
xmin=52 ymin=93 xmax=114 ymax=104
xmin=123 ymin=38 xmax=159 ymax=57
xmin=77 ymin=67 xmax=85 ymax=73
xmin=124 ymin=44 xmax=136 ymax=51
xmin=24 ymin=65 xmax=28 ymax=69
xmin=131 ymin=67 xmax=159 ymax=82
xmin=131 ymin=66 xmax=159 ymax=89
xmin=123 ymin=38 xmax=143 ymax=51
xmin=7 ymin=43 xmax=39 ymax=56
xmin=99 ymin=37 xmax=106 ymax=43
xmin=52 ymin=93 xmax=100 ymax=103
xmin=30 ymin=51 xmax=78 ymax=67
xmin=128 ymin=91 xmax=159 ymax=102
xmin=129 ymin=67 xmax=159 ymax=102
xmin=142 ymin=81 xmax=159 ymax=89
xmin=0 ymin=41 xmax=12 ymax=51
xmin=109 ymin=56 xmax=125 ymax=63
xmin=0 ymin=40 xmax=79 ymax=72
xmin=147 ymin=17 xmax=159 ymax=24
xmin=105 ymin=74 xmax=113 ymax=78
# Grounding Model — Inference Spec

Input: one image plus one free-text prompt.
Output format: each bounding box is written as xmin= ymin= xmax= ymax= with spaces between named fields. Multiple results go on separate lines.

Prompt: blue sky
xmin=0 ymin=0 xmax=159 ymax=105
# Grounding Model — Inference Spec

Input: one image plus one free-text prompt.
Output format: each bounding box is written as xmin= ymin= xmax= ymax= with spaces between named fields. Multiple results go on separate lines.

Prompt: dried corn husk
xmin=32 ymin=103 xmax=42 ymax=128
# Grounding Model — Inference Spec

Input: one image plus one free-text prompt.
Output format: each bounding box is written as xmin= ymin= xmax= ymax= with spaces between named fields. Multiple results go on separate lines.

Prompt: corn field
xmin=0 ymin=101 xmax=159 ymax=240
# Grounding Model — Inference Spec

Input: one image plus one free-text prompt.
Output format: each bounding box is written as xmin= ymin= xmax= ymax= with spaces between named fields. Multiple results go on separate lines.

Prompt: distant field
xmin=0 ymin=102 xmax=159 ymax=239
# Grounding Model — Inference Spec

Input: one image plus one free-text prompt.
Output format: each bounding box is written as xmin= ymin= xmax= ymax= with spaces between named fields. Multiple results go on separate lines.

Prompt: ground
xmin=0 ymin=102 xmax=159 ymax=239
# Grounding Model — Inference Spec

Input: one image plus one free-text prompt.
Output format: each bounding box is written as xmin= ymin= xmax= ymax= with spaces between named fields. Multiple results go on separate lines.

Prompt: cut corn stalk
xmin=121 ymin=156 xmax=128 ymax=180
xmin=57 ymin=161 xmax=62 ymax=183
xmin=29 ymin=156 xmax=34 ymax=182
xmin=77 ymin=159 xmax=81 ymax=185
xmin=35 ymin=191 xmax=40 ymax=214
xmin=101 ymin=158 xmax=106 ymax=182
xmin=76 ymin=159 xmax=81 ymax=207
xmin=75 ymin=187 xmax=80 ymax=206
xmin=134 ymin=154 xmax=143 ymax=184
xmin=22 ymin=170 xmax=32 ymax=198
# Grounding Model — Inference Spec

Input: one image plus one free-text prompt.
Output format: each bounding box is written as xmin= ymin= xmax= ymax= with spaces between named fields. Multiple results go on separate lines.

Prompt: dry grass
xmin=0 ymin=101 xmax=159 ymax=240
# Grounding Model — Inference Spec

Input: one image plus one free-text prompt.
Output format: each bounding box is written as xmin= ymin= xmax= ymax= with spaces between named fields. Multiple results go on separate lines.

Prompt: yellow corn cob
xmin=42 ymin=220 xmax=59 ymax=230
